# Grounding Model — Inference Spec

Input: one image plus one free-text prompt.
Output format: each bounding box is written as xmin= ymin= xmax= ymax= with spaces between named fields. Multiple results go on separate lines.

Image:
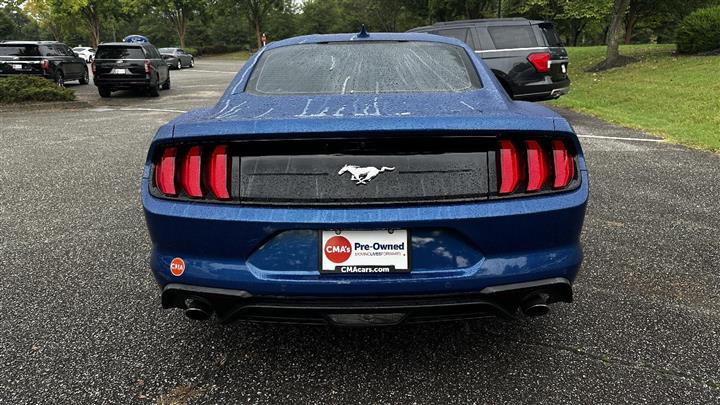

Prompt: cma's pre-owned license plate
xmin=320 ymin=230 xmax=410 ymax=274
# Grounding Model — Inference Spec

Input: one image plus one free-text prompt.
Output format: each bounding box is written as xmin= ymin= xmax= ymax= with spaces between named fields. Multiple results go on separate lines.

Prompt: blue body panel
xmin=142 ymin=32 xmax=588 ymax=302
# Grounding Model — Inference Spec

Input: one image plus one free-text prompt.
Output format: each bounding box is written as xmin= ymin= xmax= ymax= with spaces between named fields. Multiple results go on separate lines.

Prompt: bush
xmin=676 ymin=6 xmax=720 ymax=54
xmin=0 ymin=75 xmax=75 ymax=103
xmin=182 ymin=46 xmax=198 ymax=56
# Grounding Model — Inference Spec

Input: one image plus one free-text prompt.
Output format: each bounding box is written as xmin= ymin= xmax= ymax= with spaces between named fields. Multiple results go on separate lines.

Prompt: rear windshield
xmin=96 ymin=46 xmax=145 ymax=59
xmin=0 ymin=45 xmax=40 ymax=57
xmin=540 ymin=24 xmax=563 ymax=47
xmin=246 ymin=41 xmax=481 ymax=95
xmin=487 ymin=25 xmax=538 ymax=49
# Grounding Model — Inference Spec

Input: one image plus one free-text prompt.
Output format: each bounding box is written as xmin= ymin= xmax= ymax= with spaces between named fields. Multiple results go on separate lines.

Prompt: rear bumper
xmin=162 ymin=277 xmax=573 ymax=325
xmin=94 ymin=76 xmax=150 ymax=88
xmin=513 ymin=79 xmax=571 ymax=101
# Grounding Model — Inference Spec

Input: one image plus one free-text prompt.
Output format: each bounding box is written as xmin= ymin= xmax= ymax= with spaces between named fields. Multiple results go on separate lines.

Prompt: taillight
xmin=527 ymin=52 xmax=551 ymax=73
xmin=552 ymin=140 xmax=574 ymax=189
xmin=497 ymin=139 xmax=575 ymax=196
xmin=180 ymin=146 xmax=203 ymax=198
xmin=498 ymin=140 xmax=520 ymax=194
xmin=526 ymin=140 xmax=549 ymax=192
xmin=208 ymin=145 xmax=230 ymax=200
xmin=91 ymin=60 xmax=96 ymax=73
xmin=153 ymin=144 xmax=232 ymax=201
xmin=144 ymin=59 xmax=151 ymax=73
xmin=155 ymin=147 xmax=177 ymax=196
xmin=40 ymin=59 xmax=49 ymax=70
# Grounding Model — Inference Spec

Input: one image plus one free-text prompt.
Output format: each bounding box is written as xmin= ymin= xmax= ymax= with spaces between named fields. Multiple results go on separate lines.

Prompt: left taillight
xmin=40 ymin=59 xmax=49 ymax=70
xmin=144 ymin=59 xmax=151 ymax=73
xmin=527 ymin=52 xmax=551 ymax=74
xmin=91 ymin=60 xmax=96 ymax=73
xmin=153 ymin=144 xmax=231 ymax=201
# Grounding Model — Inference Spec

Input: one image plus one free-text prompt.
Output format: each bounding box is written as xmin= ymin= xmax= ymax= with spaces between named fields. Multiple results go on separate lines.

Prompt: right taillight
xmin=498 ymin=139 xmax=575 ymax=196
xmin=527 ymin=52 xmax=551 ymax=73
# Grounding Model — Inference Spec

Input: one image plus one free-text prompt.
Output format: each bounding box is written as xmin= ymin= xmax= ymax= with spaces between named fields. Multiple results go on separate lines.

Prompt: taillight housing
xmin=527 ymin=52 xmax=551 ymax=73
xmin=91 ymin=60 xmax=96 ymax=73
xmin=40 ymin=59 xmax=49 ymax=70
xmin=144 ymin=59 xmax=151 ymax=73
xmin=153 ymin=144 xmax=233 ymax=202
xmin=497 ymin=138 xmax=576 ymax=196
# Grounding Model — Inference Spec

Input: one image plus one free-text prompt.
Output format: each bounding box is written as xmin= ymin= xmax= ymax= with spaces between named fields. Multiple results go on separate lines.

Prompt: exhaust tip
xmin=521 ymin=293 xmax=550 ymax=317
xmin=184 ymin=297 xmax=212 ymax=321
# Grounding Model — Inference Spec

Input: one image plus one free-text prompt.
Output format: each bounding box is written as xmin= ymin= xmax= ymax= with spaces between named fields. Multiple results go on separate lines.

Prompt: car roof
xmin=1 ymin=41 xmax=60 ymax=45
xmin=408 ymin=18 xmax=550 ymax=31
xmin=98 ymin=42 xmax=147 ymax=47
xmin=264 ymin=32 xmax=471 ymax=51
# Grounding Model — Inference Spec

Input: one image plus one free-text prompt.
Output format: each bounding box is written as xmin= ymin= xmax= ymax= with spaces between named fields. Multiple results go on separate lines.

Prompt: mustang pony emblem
xmin=338 ymin=165 xmax=395 ymax=185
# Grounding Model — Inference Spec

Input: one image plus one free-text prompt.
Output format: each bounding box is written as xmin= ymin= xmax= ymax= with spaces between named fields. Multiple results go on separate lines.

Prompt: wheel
xmin=54 ymin=71 xmax=64 ymax=87
xmin=148 ymin=76 xmax=160 ymax=97
xmin=79 ymin=67 xmax=89 ymax=85
xmin=176 ymin=60 xmax=182 ymax=70
xmin=161 ymin=75 xmax=171 ymax=90
xmin=189 ymin=58 xmax=194 ymax=68
xmin=98 ymin=87 xmax=111 ymax=98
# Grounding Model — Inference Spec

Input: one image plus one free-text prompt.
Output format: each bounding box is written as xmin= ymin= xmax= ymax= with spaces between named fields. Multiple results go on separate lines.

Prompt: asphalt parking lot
xmin=1 ymin=58 xmax=719 ymax=404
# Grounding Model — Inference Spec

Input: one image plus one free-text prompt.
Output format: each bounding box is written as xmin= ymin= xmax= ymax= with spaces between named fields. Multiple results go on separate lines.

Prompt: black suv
xmin=0 ymin=41 xmax=89 ymax=86
xmin=92 ymin=42 xmax=170 ymax=98
xmin=409 ymin=18 xmax=570 ymax=101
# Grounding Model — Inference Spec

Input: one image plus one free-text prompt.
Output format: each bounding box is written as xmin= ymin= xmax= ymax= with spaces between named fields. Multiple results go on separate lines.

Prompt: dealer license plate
xmin=11 ymin=64 xmax=23 ymax=70
xmin=110 ymin=68 xmax=128 ymax=74
xmin=320 ymin=230 xmax=410 ymax=274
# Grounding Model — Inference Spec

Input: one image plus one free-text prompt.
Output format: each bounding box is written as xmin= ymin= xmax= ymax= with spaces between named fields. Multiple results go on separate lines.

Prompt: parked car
xmin=408 ymin=18 xmax=570 ymax=101
xmin=92 ymin=42 xmax=170 ymax=98
xmin=159 ymin=47 xmax=194 ymax=69
xmin=72 ymin=46 xmax=95 ymax=63
xmin=143 ymin=31 xmax=588 ymax=325
xmin=0 ymin=41 xmax=89 ymax=86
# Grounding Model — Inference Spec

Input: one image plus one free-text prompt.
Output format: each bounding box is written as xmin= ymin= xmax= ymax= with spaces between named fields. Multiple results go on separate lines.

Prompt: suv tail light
xmin=91 ymin=60 xmax=96 ymax=73
xmin=153 ymin=144 xmax=232 ymax=201
xmin=497 ymin=139 xmax=576 ymax=195
xmin=144 ymin=59 xmax=151 ymax=73
xmin=527 ymin=52 xmax=551 ymax=73
xmin=40 ymin=59 xmax=49 ymax=70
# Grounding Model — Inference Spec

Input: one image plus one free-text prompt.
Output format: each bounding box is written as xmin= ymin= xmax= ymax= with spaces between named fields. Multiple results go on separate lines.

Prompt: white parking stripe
xmin=181 ymin=69 xmax=237 ymax=74
xmin=90 ymin=107 xmax=187 ymax=113
xmin=577 ymin=134 xmax=664 ymax=143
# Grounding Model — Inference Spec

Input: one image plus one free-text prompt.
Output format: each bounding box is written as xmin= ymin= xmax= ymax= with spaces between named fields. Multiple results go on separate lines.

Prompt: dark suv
xmin=0 ymin=41 xmax=89 ymax=86
xmin=92 ymin=42 xmax=170 ymax=98
xmin=409 ymin=18 xmax=569 ymax=101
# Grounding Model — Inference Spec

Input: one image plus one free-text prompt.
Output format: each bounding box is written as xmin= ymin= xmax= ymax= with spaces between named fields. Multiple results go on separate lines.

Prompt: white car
xmin=72 ymin=47 xmax=95 ymax=63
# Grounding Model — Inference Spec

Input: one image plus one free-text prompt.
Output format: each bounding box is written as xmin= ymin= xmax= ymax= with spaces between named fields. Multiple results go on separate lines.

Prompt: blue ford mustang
xmin=142 ymin=31 xmax=588 ymax=326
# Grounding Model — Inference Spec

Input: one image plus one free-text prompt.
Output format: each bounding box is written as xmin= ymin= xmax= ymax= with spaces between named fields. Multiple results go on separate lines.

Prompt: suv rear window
xmin=0 ymin=45 xmax=40 ymax=57
xmin=487 ymin=25 xmax=538 ymax=49
xmin=96 ymin=46 xmax=145 ymax=59
xmin=246 ymin=42 xmax=481 ymax=95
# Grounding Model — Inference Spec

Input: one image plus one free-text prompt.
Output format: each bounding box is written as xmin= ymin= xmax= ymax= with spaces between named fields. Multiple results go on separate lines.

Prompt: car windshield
xmin=0 ymin=45 xmax=40 ymax=57
xmin=159 ymin=48 xmax=175 ymax=54
xmin=246 ymin=41 xmax=481 ymax=95
xmin=96 ymin=46 xmax=145 ymax=59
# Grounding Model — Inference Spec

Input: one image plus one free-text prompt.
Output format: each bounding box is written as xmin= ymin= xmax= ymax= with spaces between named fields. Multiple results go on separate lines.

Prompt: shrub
xmin=0 ymin=75 xmax=75 ymax=103
xmin=182 ymin=46 xmax=198 ymax=56
xmin=676 ymin=6 xmax=720 ymax=54
xmin=192 ymin=44 xmax=245 ymax=56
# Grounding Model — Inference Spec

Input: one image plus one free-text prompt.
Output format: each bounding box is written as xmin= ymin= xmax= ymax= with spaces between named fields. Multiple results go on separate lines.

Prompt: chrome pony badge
xmin=338 ymin=165 xmax=395 ymax=185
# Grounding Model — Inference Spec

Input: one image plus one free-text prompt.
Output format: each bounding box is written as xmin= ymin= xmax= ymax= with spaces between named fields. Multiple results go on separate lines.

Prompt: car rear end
xmin=0 ymin=43 xmax=52 ymax=79
xmin=478 ymin=21 xmax=570 ymax=100
xmin=141 ymin=35 xmax=587 ymax=326
xmin=93 ymin=44 xmax=152 ymax=89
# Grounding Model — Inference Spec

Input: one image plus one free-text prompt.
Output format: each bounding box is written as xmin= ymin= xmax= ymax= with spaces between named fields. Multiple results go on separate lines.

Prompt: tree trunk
xmin=254 ymin=19 xmax=262 ymax=50
xmin=81 ymin=5 xmax=101 ymax=48
xmin=624 ymin=12 xmax=638 ymax=44
xmin=605 ymin=0 xmax=630 ymax=63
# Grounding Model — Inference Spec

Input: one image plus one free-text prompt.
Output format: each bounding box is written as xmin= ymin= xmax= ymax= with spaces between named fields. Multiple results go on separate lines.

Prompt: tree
xmin=49 ymin=0 xmax=118 ymax=47
xmin=126 ymin=0 xmax=208 ymax=48
xmin=245 ymin=0 xmax=284 ymax=49
xmin=591 ymin=0 xmax=630 ymax=70
xmin=0 ymin=8 xmax=13 ymax=39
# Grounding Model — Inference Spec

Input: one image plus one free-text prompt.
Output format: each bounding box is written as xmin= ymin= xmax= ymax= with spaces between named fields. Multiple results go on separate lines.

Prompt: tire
xmin=98 ymin=87 xmax=111 ymax=98
xmin=79 ymin=67 xmax=89 ymax=85
xmin=161 ymin=75 xmax=171 ymax=90
xmin=176 ymin=60 xmax=182 ymax=70
xmin=148 ymin=76 xmax=160 ymax=97
xmin=54 ymin=71 xmax=64 ymax=87
xmin=189 ymin=58 xmax=194 ymax=68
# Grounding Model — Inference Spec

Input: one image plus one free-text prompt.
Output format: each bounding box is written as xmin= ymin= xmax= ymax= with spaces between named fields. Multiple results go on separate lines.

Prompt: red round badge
xmin=324 ymin=236 xmax=352 ymax=263
xmin=170 ymin=257 xmax=185 ymax=277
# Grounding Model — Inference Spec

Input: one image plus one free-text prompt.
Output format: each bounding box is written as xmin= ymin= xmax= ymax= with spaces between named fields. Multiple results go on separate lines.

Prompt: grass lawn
xmin=549 ymin=44 xmax=720 ymax=152
xmin=203 ymin=51 xmax=251 ymax=60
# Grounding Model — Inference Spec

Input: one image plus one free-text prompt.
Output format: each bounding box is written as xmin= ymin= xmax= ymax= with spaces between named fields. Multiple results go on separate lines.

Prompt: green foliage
xmin=0 ymin=8 xmax=14 ymax=38
xmin=0 ymin=76 xmax=76 ymax=103
xmin=676 ymin=6 xmax=720 ymax=53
